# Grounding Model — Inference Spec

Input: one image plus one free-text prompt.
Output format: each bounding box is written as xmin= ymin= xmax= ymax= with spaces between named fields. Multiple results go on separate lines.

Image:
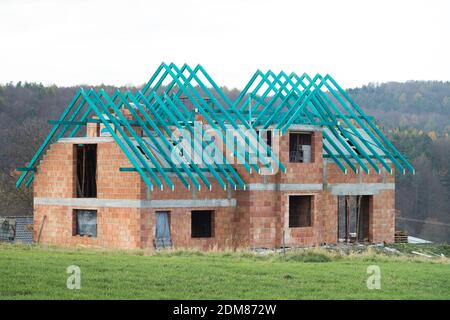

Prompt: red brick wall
xmin=33 ymin=126 xmax=397 ymax=250
xmin=231 ymin=131 xmax=319 ymax=247
xmin=371 ymin=189 xmax=395 ymax=243
xmin=324 ymin=160 xmax=395 ymax=244
xmin=318 ymin=192 xmax=339 ymax=244
xmin=33 ymin=140 xmax=146 ymax=200
xmin=248 ymin=190 xmax=279 ymax=248
xmin=34 ymin=205 xmax=143 ymax=249
xmin=97 ymin=141 xmax=145 ymax=199
xmin=33 ymin=140 xmax=144 ymax=248
xmin=278 ymin=130 xmax=323 ymax=184
xmin=34 ymin=142 xmax=75 ymax=198
xmin=326 ymin=162 xmax=395 ymax=184
xmin=164 ymin=207 xmax=235 ymax=250
xmin=33 ymin=140 xmax=238 ymax=249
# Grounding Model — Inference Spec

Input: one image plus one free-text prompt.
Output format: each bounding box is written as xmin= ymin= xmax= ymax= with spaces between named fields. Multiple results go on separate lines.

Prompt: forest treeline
xmin=0 ymin=81 xmax=449 ymax=241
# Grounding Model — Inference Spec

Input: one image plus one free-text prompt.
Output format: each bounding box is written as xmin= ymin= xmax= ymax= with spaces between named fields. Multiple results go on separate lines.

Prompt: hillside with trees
xmin=0 ymin=81 xmax=449 ymax=242
xmin=348 ymin=82 xmax=450 ymax=242
xmin=348 ymin=81 xmax=450 ymax=132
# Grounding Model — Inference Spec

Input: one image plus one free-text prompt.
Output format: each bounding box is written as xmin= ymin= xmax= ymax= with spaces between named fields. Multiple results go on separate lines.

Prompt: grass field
xmin=0 ymin=243 xmax=449 ymax=300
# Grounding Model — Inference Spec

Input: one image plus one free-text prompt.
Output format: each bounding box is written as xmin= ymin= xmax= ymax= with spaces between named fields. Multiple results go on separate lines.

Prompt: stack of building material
xmin=0 ymin=218 xmax=16 ymax=241
xmin=395 ymin=230 xmax=408 ymax=243
xmin=13 ymin=216 xmax=33 ymax=244
xmin=0 ymin=216 xmax=33 ymax=244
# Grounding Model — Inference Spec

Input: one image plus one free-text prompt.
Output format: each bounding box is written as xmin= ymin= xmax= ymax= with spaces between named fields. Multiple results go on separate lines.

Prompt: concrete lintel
xmin=247 ymin=183 xmax=323 ymax=191
xmin=247 ymin=182 xmax=394 ymax=194
xmin=287 ymin=124 xmax=323 ymax=132
xmin=327 ymin=183 xmax=395 ymax=195
xmin=58 ymin=137 xmax=115 ymax=144
xmin=34 ymin=197 xmax=237 ymax=208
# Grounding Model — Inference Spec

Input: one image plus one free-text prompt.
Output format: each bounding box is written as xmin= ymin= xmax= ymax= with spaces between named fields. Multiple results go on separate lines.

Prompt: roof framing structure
xmin=16 ymin=63 xmax=414 ymax=191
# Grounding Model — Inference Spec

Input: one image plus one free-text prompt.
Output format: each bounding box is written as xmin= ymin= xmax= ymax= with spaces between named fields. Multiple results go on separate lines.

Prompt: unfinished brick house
xmin=16 ymin=63 xmax=414 ymax=250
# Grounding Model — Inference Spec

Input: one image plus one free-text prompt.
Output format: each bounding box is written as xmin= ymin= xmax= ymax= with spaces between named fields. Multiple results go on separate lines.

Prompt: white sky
xmin=0 ymin=0 xmax=449 ymax=89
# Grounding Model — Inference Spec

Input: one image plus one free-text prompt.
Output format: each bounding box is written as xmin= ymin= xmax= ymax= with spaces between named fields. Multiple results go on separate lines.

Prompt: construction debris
xmin=411 ymin=251 xmax=433 ymax=258
xmin=0 ymin=216 xmax=33 ymax=243
xmin=407 ymin=236 xmax=433 ymax=244
xmin=383 ymin=247 xmax=402 ymax=255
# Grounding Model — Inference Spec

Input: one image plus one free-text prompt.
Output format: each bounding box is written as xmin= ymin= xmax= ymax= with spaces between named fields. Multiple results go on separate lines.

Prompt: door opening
xmin=338 ymin=195 xmax=371 ymax=243
xmin=154 ymin=211 xmax=172 ymax=249
xmin=75 ymin=144 xmax=97 ymax=198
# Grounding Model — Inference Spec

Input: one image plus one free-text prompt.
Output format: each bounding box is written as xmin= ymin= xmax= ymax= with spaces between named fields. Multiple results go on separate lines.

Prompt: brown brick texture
xmin=33 ymin=128 xmax=397 ymax=250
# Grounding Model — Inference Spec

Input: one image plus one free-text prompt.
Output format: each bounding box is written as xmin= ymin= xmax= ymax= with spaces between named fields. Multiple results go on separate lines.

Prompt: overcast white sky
xmin=0 ymin=0 xmax=449 ymax=89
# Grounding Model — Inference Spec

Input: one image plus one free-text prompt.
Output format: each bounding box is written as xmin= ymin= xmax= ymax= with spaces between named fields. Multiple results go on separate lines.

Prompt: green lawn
xmin=0 ymin=244 xmax=449 ymax=299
